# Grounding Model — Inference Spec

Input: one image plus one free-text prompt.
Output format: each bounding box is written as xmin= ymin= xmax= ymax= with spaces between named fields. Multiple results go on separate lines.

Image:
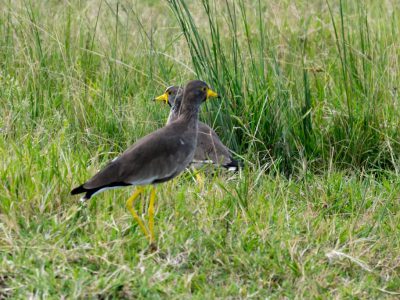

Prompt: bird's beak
xmin=154 ymin=93 xmax=169 ymax=104
xmin=206 ymin=88 xmax=218 ymax=99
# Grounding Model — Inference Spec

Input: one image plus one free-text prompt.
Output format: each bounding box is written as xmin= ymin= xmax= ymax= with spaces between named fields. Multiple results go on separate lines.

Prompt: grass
xmin=0 ymin=0 xmax=399 ymax=298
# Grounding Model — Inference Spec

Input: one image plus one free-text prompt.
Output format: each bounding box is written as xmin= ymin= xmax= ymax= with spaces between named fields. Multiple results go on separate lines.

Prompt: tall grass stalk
xmin=168 ymin=0 xmax=400 ymax=174
xmin=1 ymin=1 xmax=400 ymax=298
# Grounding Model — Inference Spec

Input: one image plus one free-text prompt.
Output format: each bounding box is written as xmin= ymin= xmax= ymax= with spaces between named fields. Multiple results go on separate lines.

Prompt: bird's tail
xmin=71 ymin=184 xmax=86 ymax=195
xmin=223 ymin=157 xmax=243 ymax=172
xmin=71 ymin=182 xmax=131 ymax=201
xmin=71 ymin=184 xmax=94 ymax=201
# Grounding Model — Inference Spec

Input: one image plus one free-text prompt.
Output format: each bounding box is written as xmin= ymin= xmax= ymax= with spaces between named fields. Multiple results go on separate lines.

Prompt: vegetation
xmin=0 ymin=0 xmax=399 ymax=298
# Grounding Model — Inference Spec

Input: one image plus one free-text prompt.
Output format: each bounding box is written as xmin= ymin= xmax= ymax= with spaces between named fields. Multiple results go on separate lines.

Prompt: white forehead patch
xmin=165 ymin=85 xmax=175 ymax=92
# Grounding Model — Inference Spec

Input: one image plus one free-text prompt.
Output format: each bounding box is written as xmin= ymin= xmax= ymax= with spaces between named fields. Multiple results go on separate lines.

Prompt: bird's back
xmin=194 ymin=121 xmax=232 ymax=165
xmin=84 ymin=120 xmax=197 ymax=189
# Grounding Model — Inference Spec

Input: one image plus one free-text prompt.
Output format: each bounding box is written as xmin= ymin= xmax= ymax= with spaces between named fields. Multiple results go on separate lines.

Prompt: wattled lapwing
xmin=155 ymin=86 xmax=241 ymax=171
xmin=71 ymin=80 xmax=219 ymax=242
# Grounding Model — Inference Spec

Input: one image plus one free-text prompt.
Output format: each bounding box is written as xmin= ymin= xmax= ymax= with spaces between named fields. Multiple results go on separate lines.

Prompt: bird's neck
xmin=172 ymin=102 xmax=181 ymax=113
xmin=177 ymin=104 xmax=199 ymax=130
xmin=168 ymin=99 xmax=183 ymax=124
xmin=171 ymin=98 xmax=182 ymax=116
xmin=166 ymin=110 xmax=178 ymax=124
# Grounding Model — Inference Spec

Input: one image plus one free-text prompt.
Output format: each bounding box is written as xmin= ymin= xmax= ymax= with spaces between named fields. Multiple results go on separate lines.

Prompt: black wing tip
xmin=71 ymin=182 xmax=131 ymax=200
xmin=224 ymin=158 xmax=244 ymax=171
xmin=71 ymin=185 xmax=93 ymax=200
xmin=70 ymin=184 xmax=86 ymax=195
xmin=70 ymin=184 xmax=94 ymax=200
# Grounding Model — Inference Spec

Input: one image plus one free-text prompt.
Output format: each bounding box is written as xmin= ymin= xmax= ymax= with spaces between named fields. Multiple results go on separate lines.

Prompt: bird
xmin=154 ymin=85 xmax=242 ymax=172
xmin=71 ymin=80 xmax=219 ymax=242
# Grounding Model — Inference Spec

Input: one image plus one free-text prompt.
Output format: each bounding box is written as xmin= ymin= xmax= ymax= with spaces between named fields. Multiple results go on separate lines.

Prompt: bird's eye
xmin=168 ymin=91 xmax=172 ymax=95
xmin=203 ymin=87 xmax=207 ymax=92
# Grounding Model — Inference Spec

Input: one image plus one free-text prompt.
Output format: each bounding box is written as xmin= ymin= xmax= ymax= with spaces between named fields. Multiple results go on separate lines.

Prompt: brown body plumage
xmin=155 ymin=86 xmax=241 ymax=171
xmin=72 ymin=80 xmax=217 ymax=200
xmin=71 ymin=80 xmax=218 ymax=243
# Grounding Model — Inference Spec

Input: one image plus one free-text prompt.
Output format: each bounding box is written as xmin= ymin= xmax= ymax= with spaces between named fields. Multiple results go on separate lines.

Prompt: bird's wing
xmin=196 ymin=122 xmax=232 ymax=165
xmin=83 ymin=126 xmax=195 ymax=189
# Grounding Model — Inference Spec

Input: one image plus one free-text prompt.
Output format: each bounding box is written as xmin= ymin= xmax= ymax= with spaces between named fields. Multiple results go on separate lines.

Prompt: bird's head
xmin=182 ymin=80 xmax=218 ymax=105
xmin=154 ymin=86 xmax=182 ymax=107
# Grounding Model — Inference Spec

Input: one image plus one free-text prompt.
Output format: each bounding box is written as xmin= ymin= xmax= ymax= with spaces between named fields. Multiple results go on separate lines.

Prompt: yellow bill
xmin=206 ymin=88 xmax=218 ymax=99
xmin=154 ymin=93 xmax=169 ymax=104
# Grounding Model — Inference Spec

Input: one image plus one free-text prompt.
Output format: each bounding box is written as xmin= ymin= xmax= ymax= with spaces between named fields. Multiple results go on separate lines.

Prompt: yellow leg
xmin=125 ymin=187 xmax=149 ymax=239
xmin=148 ymin=186 xmax=156 ymax=243
xmin=195 ymin=172 xmax=204 ymax=185
xmin=193 ymin=169 xmax=204 ymax=189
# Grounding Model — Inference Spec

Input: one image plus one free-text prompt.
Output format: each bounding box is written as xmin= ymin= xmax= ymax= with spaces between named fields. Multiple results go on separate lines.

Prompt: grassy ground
xmin=1 ymin=0 xmax=399 ymax=298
